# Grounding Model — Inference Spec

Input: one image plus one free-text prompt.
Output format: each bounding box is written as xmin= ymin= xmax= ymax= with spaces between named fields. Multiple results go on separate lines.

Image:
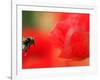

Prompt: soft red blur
xmin=22 ymin=13 xmax=89 ymax=69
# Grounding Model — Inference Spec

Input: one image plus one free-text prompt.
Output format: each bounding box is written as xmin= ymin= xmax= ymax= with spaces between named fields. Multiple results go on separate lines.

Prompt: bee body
xmin=22 ymin=37 xmax=35 ymax=54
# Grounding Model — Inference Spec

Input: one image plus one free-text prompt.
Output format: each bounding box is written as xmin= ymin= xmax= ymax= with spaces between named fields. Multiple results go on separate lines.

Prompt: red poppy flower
xmin=50 ymin=14 xmax=89 ymax=60
xmin=22 ymin=13 xmax=89 ymax=69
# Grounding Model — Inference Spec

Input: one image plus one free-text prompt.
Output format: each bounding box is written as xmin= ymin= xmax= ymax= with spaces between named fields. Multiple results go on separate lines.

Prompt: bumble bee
xmin=22 ymin=37 xmax=35 ymax=54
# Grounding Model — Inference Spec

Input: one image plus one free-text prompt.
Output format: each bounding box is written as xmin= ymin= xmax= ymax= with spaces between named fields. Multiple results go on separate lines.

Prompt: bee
xmin=22 ymin=37 xmax=35 ymax=54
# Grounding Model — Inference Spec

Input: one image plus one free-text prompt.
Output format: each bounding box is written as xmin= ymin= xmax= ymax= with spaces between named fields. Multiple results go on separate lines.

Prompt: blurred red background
xmin=22 ymin=12 xmax=89 ymax=69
